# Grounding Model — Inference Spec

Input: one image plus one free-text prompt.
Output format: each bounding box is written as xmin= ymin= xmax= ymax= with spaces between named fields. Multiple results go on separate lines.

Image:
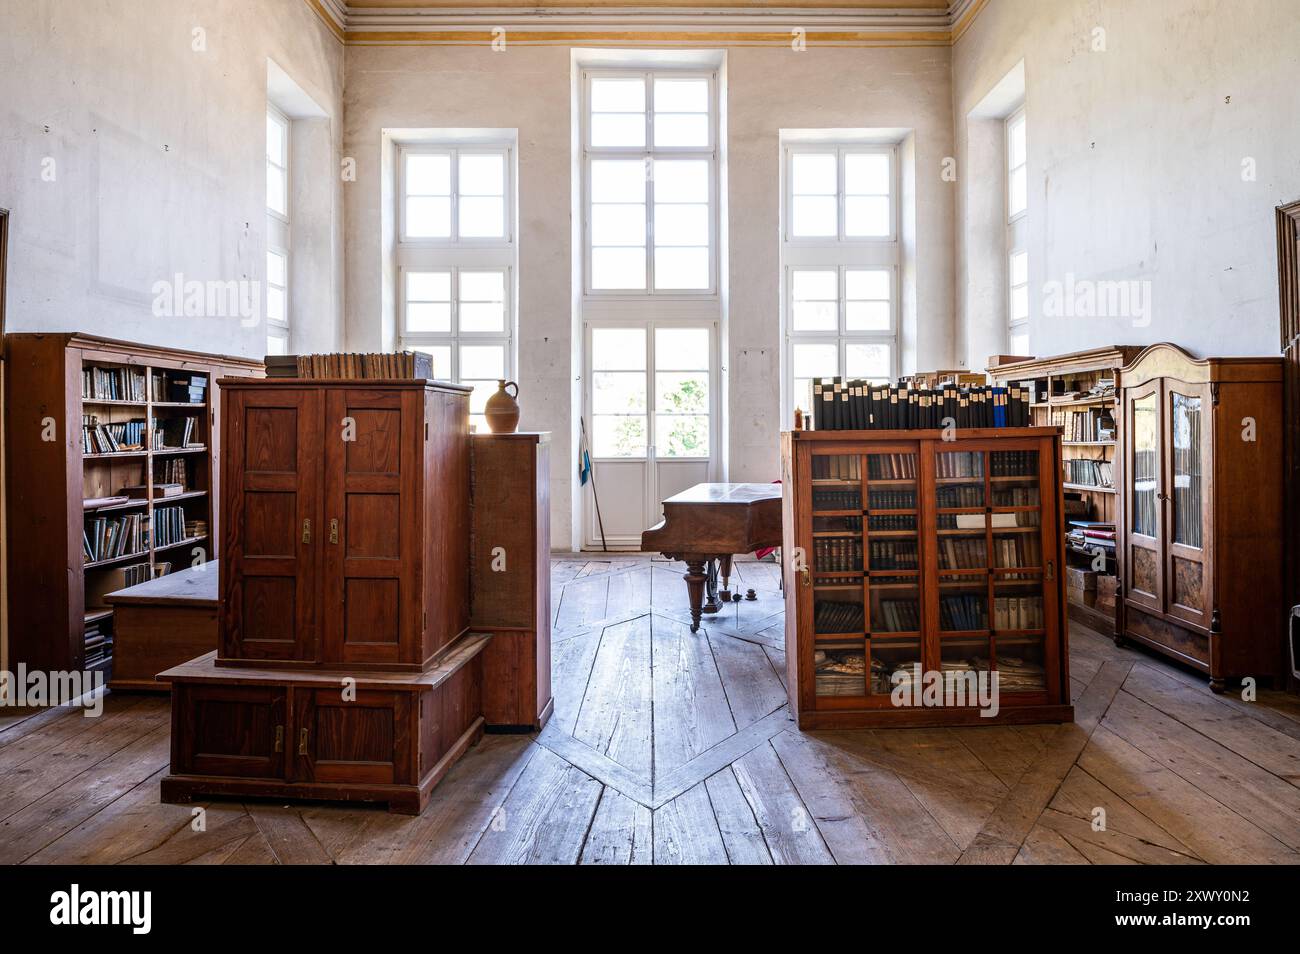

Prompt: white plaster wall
xmin=953 ymin=0 xmax=1300 ymax=366
xmin=0 ymin=0 xmax=345 ymax=359
xmin=344 ymin=42 xmax=956 ymax=548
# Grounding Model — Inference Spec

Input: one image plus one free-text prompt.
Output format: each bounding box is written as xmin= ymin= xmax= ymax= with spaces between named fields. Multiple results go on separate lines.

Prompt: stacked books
xmin=1067 ymin=520 xmax=1115 ymax=554
xmin=84 ymin=513 xmax=146 ymax=563
xmin=808 ymin=378 xmax=1032 ymax=430
xmin=83 ymin=366 xmax=147 ymax=402
xmin=268 ymin=352 xmax=436 ymax=379
xmin=82 ymin=416 xmax=147 ymax=453
xmin=84 ymin=620 xmax=113 ymax=666
xmin=164 ymin=373 xmax=208 ymax=404
xmin=990 ymin=451 xmax=1036 ymax=477
xmin=869 ymin=540 xmax=918 ymax=570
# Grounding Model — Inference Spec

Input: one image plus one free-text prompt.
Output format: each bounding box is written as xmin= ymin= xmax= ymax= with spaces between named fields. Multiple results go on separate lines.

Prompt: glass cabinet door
xmin=1165 ymin=386 xmax=1211 ymax=627
xmin=865 ymin=450 xmax=921 ymax=699
xmin=1125 ymin=384 xmax=1162 ymax=612
xmin=809 ymin=450 xmax=867 ymax=699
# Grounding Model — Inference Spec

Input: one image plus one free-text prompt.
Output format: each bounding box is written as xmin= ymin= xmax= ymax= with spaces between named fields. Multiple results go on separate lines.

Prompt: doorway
xmin=582 ymin=320 xmax=718 ymax=549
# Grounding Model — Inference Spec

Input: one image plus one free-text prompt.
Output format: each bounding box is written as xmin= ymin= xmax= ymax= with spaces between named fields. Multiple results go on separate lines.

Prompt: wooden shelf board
xmin=1062 ymin=440 xmax=1116 ymax=447
xmin=85 ymin=550 xmax=152 ymax=570
xmin=152 ymin=445 xmax=208 ymax=456
xmin=82 ymin=398 xmax=147 ymax=407
xmin=153 ymin=535 xmax=209 ymax=552
xmin=1063 ymin=483 xmax=1116 ymax=494
xmin=84 ymin=450 xmax=149 ymax=460
xmin=84 ymin=608 xmax=114 ymax=624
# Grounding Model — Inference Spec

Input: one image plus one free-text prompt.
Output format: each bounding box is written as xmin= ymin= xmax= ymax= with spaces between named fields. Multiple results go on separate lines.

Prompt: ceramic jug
xmin=484 ymin=379 xmax=521 ymax=433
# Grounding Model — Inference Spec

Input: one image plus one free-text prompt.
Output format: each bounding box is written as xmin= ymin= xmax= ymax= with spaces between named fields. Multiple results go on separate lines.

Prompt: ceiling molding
xmin=305 ymin=0 xmax=992 ymax=46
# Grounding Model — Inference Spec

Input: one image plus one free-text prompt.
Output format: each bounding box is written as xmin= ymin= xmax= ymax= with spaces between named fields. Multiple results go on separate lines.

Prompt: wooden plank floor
xmin=5 ymin=554 xmax=1299 ymax=865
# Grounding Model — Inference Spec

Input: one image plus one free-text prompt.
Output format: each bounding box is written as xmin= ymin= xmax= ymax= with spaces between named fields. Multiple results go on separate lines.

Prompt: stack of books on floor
xmin=82 ymin=416 xmax=147 ymax=453
xmin=84 ymin=620 xmax=113 ymax=667
xmin=807 ymin=377 xmax=1032 ymax=430
xmin=265 ymin=352 xmax=435 ymax=379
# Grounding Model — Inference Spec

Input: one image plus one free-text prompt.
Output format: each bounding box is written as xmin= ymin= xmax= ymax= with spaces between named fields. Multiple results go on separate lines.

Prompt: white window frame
xmin=398 ymin=144 xmax=514 ymax=247
xmin=396 ymin=139 xmax=516 ymax=410
xmin=781 ymin=142 xmax=900 ymax=421
xmin=1005 ymin=107 xmax=1028 ymax=351
xmin=266 ymin=106 xmax=290 ymax=352
xmin=581 ymin=68 xmax=720 ymax=298
xmin=784 ymin=144 xmax=898 ymax=244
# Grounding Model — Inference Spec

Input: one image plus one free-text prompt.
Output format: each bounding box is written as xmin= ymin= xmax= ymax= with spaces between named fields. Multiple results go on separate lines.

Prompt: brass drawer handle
xmin=302 ymin=519 xmax=311 ymax=544
xmin=298 ymin=727 xmax=309 ymax=755
xmin=329 ymin=519 xmax=339 ymax=545
xmin=274 ymin=725 xmax=284 ymax=753
xmin=799 ymin=567 xmax=810 ymax=587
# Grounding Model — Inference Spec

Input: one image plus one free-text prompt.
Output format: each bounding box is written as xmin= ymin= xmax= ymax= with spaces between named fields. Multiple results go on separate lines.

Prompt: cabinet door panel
xmin=322 ymin=389 xmax=422 ymax=666
xmin=1124 ymin=381 xmax=1163 ymax=613
xmin=293 ymin=689 xmax=414 ymax=785
xmin=174 ymin=684 xmax=287 ymax=779
xmin=1165 ymin=384 xmax=1212 ymax=628
xmin=222 ymin=388 xmax=322 ymax=660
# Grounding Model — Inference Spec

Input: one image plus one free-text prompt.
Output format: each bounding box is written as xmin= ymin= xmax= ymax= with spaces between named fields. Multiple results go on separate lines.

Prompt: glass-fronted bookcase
xmin=781 ymin=428 xmax=1074 ymax=729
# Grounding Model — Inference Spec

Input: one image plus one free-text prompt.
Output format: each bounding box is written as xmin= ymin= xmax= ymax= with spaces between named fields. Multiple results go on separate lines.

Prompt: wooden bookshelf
xmin=3 ymin=333 xmax=261 ymax=677
xmin=781 ymin=427 xmax=1074 ymax=729
xmin=989 ymin=346 xmax=1141 ymax=637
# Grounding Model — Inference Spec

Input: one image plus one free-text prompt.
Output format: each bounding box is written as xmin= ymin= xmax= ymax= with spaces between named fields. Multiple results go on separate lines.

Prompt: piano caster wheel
xmin=745 ymin=589 xmax=757 ymax=602
xmin=690 ymin=621 xmax=700 ymax=633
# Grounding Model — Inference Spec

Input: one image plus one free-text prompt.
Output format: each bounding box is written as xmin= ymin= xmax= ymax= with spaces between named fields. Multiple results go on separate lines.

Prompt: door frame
xmin=581 ymin=317 xmax=721 ymax=550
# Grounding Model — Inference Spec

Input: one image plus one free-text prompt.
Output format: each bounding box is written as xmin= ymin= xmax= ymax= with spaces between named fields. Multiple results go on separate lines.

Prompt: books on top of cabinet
xmin=807 ymin=377 xmax=1032 ymax=431
xmin=266 ymin=352 xmax=436 ymax=380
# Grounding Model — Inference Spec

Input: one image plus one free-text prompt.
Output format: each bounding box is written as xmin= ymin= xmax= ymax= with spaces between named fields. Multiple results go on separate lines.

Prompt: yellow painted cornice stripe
xmin=305 ymin=0 xmax=346 ymax=41
xmin=345 ymin=29 xmax=951 ymax=46
xmin=950 ymin=0 xmax=990 ymax=42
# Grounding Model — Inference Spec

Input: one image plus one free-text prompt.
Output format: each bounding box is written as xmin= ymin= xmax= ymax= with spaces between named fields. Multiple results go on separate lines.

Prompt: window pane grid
xmin=401 ymin=146 xmax=508 ymax=242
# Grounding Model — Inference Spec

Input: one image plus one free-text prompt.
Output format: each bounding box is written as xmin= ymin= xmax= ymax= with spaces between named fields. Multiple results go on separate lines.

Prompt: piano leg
xmin=683 ymin=559 xmax=708 ymax=632
xmin=718 ymin=554 xmax=733 ymax=602
xmin=703 ymin=559 xmax=721 ymax=615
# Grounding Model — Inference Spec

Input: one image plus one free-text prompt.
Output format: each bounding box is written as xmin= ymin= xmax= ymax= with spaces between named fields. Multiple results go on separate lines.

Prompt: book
xmin=290 ymin=352 xmax=436 ymax=380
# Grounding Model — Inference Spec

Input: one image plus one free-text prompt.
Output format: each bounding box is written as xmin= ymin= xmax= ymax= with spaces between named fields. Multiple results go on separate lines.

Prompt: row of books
xmin=994 ymin=534 xmax=1043 ymax=567
xmin=816 ymin=516 xmax=862 ymax=532
xmin=1065 ymin=458 xmax=1114 ymax=488
xmin=989 ymin=451 xmax=1038 ymax=477
xmin=809 ymin=379 xmax=1033 ymax=430
xmin=814 ymin=600 xmax=865 ymax=634
xmin=870 ymin=540 xmax=918 ymax=570
xmin=84 ymin=513 xmax=146 ymax=563
xmin=812 ymin=455 xmax=862 ymax=481
xmin=940 ymin=594 xmax=988 ymax=631
xmin=870 ymin=489 xmax=916 ymax=510
xmin=813 ymin=538 xmax=862 ymax=573
xmin=813 ymin=490 xmax=862 ymax=511
xmin=82 ymin=415 xmax=147 ymax=454
xmin=1053 ymin=406 xmax=1115 ymax=443
xmin=267 ymin=352 xmax=436 ymax=380
xmin=83 ymin=366 xmax=147 ymax=402
xmin=153 ymin=458 xmax=190 ymax=488
xmin=994 ymin=596 xmax=1044 ymax=630
xmin=152 ymin=505 xmax=190 ymax=548
xmin=876 ymin=599 xmax=921 ymax=632
xmin=867 ymin=454 xmax=917 ymax=480
xmin=152 ymin=416 xmax=200 ymax=449
xmin=992 ymin=486 xmax=1039 ymax=507
xmin=936 ymin=452 xmax=982 ymax=478
xmin=936 ymin=484 xmax=983 ymax=508
xmin=868 ymin=514 xmax=916 ymax=531
xmin=940 ymin=538 xmax=986 ymax=570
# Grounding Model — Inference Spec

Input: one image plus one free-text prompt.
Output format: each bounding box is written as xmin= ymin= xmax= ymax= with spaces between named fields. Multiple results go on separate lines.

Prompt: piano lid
xmin=661 ymin=482 xmax=781 ymax=505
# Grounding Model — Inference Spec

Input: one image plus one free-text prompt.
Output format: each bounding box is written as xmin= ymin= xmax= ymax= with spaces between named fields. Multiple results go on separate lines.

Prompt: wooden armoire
xmin=1117 ymin=344 xmax=1284 ymax=690
xmin=161 ymin=378 xmax=488 ymax=814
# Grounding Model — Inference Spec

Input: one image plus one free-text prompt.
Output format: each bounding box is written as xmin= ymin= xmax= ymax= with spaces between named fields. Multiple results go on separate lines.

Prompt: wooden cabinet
xmin=3 ymin=333 xmax=261 ymax=677
xmin=219 ymin=379 xmax=471 ymax=671
xmin=163 ymin=377 xmax=488 ymax=813
xmin=782 ymin=427 xmax=1073 ymax=729
xmin=1117 ymin=344 xmax=1284 ymax=689
xmin=470 ymin=432 xmax=553 ymax=730
xmin=162 ymin=637 xmax=488 ymax=814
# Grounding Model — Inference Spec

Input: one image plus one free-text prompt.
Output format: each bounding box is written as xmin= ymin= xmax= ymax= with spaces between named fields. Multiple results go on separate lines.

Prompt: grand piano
xmin=641 ymin=482 xmax=783 ymax=632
